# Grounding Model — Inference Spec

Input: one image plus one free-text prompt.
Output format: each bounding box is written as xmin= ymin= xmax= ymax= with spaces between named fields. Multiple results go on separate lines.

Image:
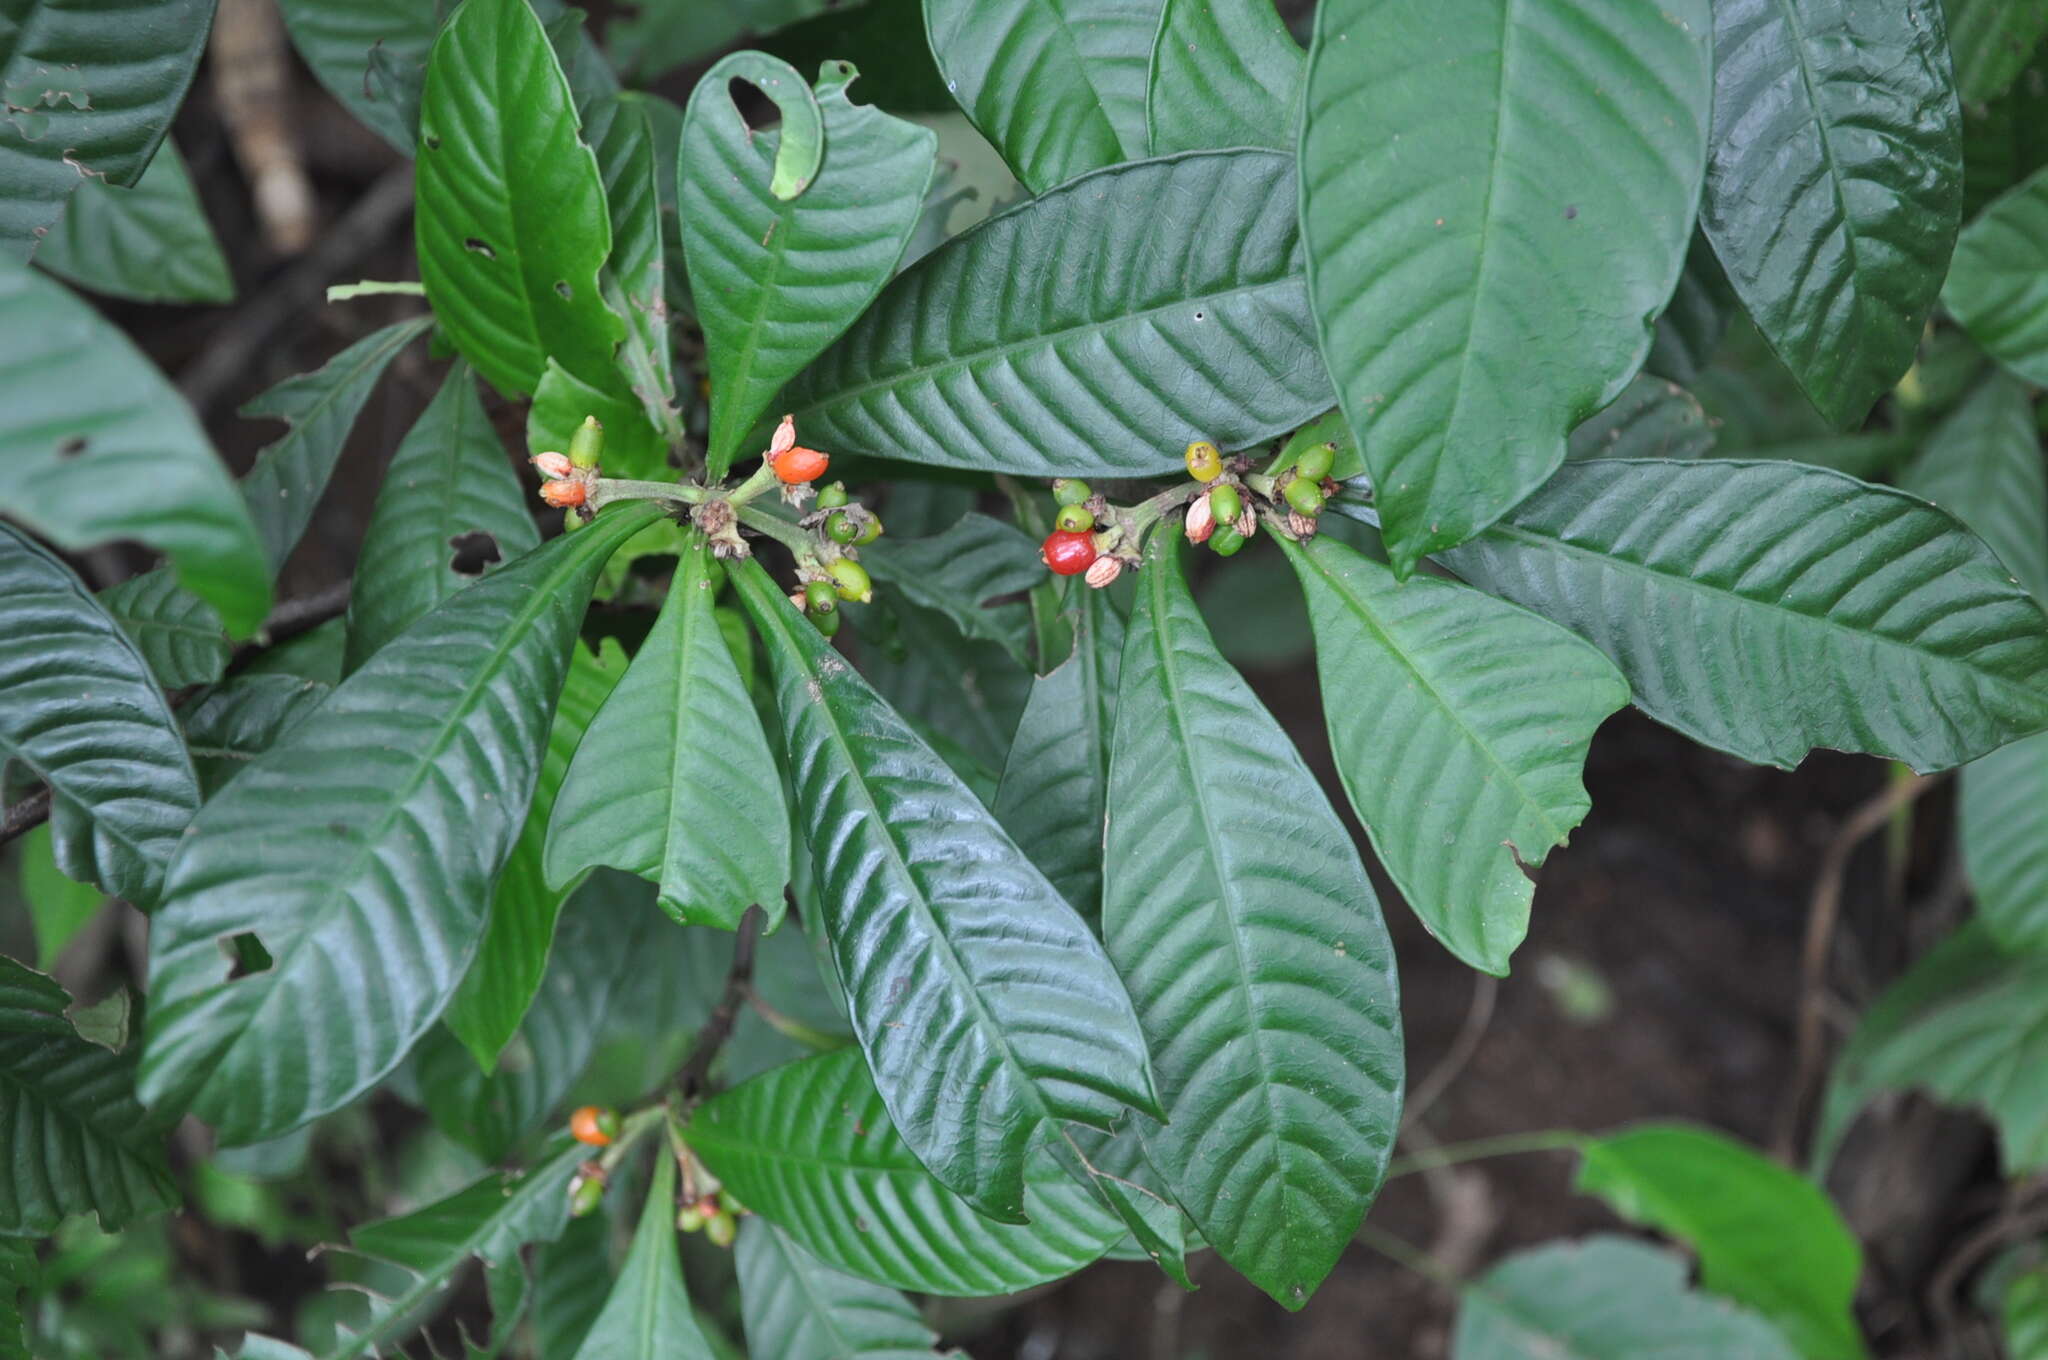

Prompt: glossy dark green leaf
xmin=681 ymin=54 xmax=934 ymax=478
xmin=853 ymin=589 xmax=1032 ymax=784
xmin=736 ymin=1217 xmax=941 ymax=1360
xmin=993 ymin=588 xmax=1122 ymax=923
xmin=687 ymin=1047 xmax=1125 ymax=1294
xmin=137 ymin=503 xmax=662 ymax=1144
xmin=925 ymin=0 xmax=1156 ymax=191
xmin=180 ymin=674 xmax=332 ymax=796
xmin=1945 ymin=165 xmax=2048 ymax=385
xmin=571 ymin=1133 xmax=717 ymax=1360
xmin=0 ymin=956 xmax=177 ymax=1233
xmin=240 ymin=316 xmax=435 ymax=575
xmin=1103 ymin=537 xmax=1403 ymax=1308
xmin=859 ymin=514 xmax=1040 ymax=666
xmin=1059 ymin=1122 xmax=1195 ymax=1287
xmin=0 ymin=525 xmax=199 ymax=907
xmin=445 ymin=638 xmax=627 ymax=1070
xmin=1962 ymin=731 xmax=2048 ymax=951
xmin=1440 ymin=459 xmax=2048 ymax=772
xmin=1699 ymin=0 xmax=1961 ymax=427
xmin=1816 ymin=922 xmax=2048 ymax=1174
xmin=1567 ymin=376 xmax=1715 ymax=463
xmin=734 ymin=559 xmax=1158 ymax=1222
xmin=546 ymin=543 xmax=788 ymax=930
xmin=1900 ymin=375 xmax=2048 ymax=602
xmin=416 ymin=0 xmax=622 ymax=400
xmin=0 ymin=0 xmax=213 ymax=254
xmin=1453 ymin=1236 xmax=1800 ymax=1359
xmin=1300 ymin=0 xmax=1712 ymax=574
xmin=581 ymin=90 xmax=679 ymax=459
xmin=609 ymin=0 xmax=834 ymax=82
xmin=18 ymin=824 xmax=106 ymax=967
xmin=276 ymin=0 xmax=435 ymax=152
xmin=1577 ymin=1123 xmax=1867 ymax=1359
xmin=100 ymin=568 xmax=230 ymax=689
xmin=526 ymin=360 xmax=666 ymax=485
xmin=0 ymin=256 xmax=268 ymax=634
xmin=783 ymin=149 xmax=1327 ymax=478
xmin=1145 ymin=0 xmax=1299 ymax=154
xmin=1947 ymin=0 xmax=2048 ymax=102
xmin=1283 ymin=533 xmax=1628 ymax=975
xmin=530 ymin=1215 xmax=612 ymax=1359
xmin=34 ymin=140 xmax=232 ymax=303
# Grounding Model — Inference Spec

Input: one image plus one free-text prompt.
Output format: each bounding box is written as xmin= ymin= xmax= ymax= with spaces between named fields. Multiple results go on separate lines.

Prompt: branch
xmin=676 ymin=905 xmax=765 ymax=1100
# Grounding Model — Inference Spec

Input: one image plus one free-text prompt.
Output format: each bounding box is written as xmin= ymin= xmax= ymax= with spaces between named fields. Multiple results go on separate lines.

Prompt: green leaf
xmin=686 ymin=1047 xmax=1125 ymax=1295
xmin=416 ymin=0 xmax=623 ymax=400
xmin=2003 ymin=1253 xmax=2048 ymax=1360
xmin=18 ymin=823 xmax=107 ymax=967
xmin=275 ymin=0 xmax=434 ymax=153
xmin=1815 ymin=922 xmax=2048 ymax=1175
xmin=445 ymin=637 xmax=626 ymax=1071
xmin=1576 ymin=1123 xmax=1867 ymax=1360
xmin=1439 ymin=459 xmax=2048 ymax=772
xmin=1900 ymin=375 xmax=2048 ymax=603
xmin=735 ymin=1217 xmax=941 ymax=1360
xmin=1103 ymin=537 xmax=1403 ymax=1308
xmin=1145 ymin=0 xmax=1300 ymax=155
xmin=531 ymin=1215 xmax=612 ymax=1359
xmin=1962 ymin=731 xmax=2048 ymax=951
xmin=681 ymin=54 xmax=934 ymax=478
xmin=1453 ymin=1236 xmax=1799 ymax=1359
xmin=1947 ymin=0 xmax=2048 ymax=103
xmin=1282 ymin=533 xmax=1628 ymax=975
xmin=925 ymin=0 xmax=1157 ymax=192
xmin=34 ymin=139 xmax=232 ymax=303
xmin=546 ymin=544 xmax=788 ymax=931
xmin=1567 ymin=375 xmax=1715 ymax=463
xmin=240 ymin=316 xmax=435 ymax=575
xmin=581 ymin=90 xmax=679 ymax=455
xmin=0 ymin=1236 xmax=30 ymax=1360
xmin=993 ymin=588 xmax=1123 ymax=923
xmin=526 ymin=359 xmax=666 ymax=484
xmin=609 ymin=0 xmax=836 ymax=83
xmin=0 ymin=956 xmax=178 ymax=1233
xmin=0 ymin=0 xmax=213 ymax=254
xmin=0 ymin=256 xmax=269 ymax=634
xmin=734 ymin=559 xmax=1158 ymax=1223
xmin=782 ymin=148 xmax=1327 ymax=478
xmin=0 ymin=524 xmax=199 ymax=907
xmin=1299 ymin=0 xmax=1712 ymax=574
xmin=859 ymin=514 xmax=1040 ymax=666
xmin=572 ymin=1150 xmax=717 ymax=1360
xmin=852 ymin=590 xmax=1030 ymax=782
xmin=137 ymin=503 xmax=661 ymax=1144
xmin=1060 ymin=1123 xmax=1196 ymax=1287
xmin=100 ymin=568 xmax=230 ymax=689
xmin=181 ymin=674 xmax=332 ymax=797
xmin=345 ymin=363 xmax=539 ymax=672
xmin=1646 ymin=232 xmax=1738 ymax=384
xmin=1963 ymin=64 xmax=2048 ymax=220
xmin=1945 ymin=164 xmax=2048 ymax=385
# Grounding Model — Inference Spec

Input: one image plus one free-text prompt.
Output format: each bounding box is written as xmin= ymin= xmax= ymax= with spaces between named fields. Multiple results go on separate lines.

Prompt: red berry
xmin=569 ymin=1105 xmax=618 ymax=1146
xmin=540 ymin=479 xmax=587 ymax=509
xmin=1040 ymin=529 xmax=1098 ymax=576
xmin=772 ymin=446 xmax=830 ymax=484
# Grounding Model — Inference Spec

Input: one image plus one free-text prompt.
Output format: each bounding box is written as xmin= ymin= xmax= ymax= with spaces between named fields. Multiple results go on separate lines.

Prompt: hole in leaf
xmin=56 ymin=434 xmax=87 ymax=459
xmin=553 ymin=279 xmax=572 ymax=301
xmin=219 ymin=932 xmax=274 ymax=980
xmin=464 ymin=237 xmax=496 ymax=259
xmin=447 ymin=530 xmax=501 ymax=577
xmin=1192 ymin=311 xmax=1204 ymax=321
xmin=728 ymin=78 xmax=777 ymax=132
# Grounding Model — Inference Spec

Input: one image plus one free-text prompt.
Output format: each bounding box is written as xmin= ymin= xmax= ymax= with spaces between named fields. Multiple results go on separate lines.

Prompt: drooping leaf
xmin=1815 ymin=922 xmax=2048 ymax=1175
xmin=240 ymin=316 xmax=435 ymax=575
xmin=1576 ymin=1123 xmax=1867 ymax=1360
xmin=925 ymin=0 xmax=1157 ymax=191
xmin=858 ymin=514 xmax=1041 ymax=666
xmin=180 ymin=674 xmax=333 ymax=796
xmin=1452 ymin=1236 xmax=1800 ymax=1360
xmin=993 ymin=588 xmax=1123 ymax=923
xmin=736 ymin=1217 xmax=942 ymax=1360
xmin=1945 ymin=165 xmax=2048 ymax=385
xmin=681 ymin=54 xmax=934 ymax=478
xmin=781 ymin=148 xmax=1327 ymax=478
xmin=1947 ymin=0 xmax=2048 ymax=103
xmin=0 ymin=0 xmax=214 ymax=254
xmin=34 ymin=139 xmax=232 ymax=303
xmin=571 ymin=1150 xmax=717 ymax=1360
xmin=733 ymin=559 xmax=1158 ymax=1223
xmin=1900 ymin=375 xmax=2048 ymax=603
xmin=687 ymin=1047 xmax=1126 ymax=1295
xmin=1103 ymin=536 xmax=1403 ymax=1308
xmin=1145 ymin=0 xmax=1300 ymax=155
xmin=137 ymin=503 xmax=662 ymax=1144
xmin=416 ymin=0 xmax=623 ymax=400
xmin=1567 ymin=375 xmax=1715 ymax=463
xmin=1699 ymin=0 xmax=1961 ymax=427
xmin=1962 ymin=731 xmax=2048 ymax=952
xmin=0 ymin=256 xmax=268 ymax=634
xmin=580 ymin=89 xmax=679 ymax=456
xmin=100 ymin=568 xmax=230 ymax=689
xmin=444 ymin=636 xmax=627 ymax=1071
xmin=18 ymin=823 xmax=107 ymax=967
xmin=546 ymin=543 xmax=788 ymax=931
xmin=0 ymin=525 xmax=199 ymax=907
xmin=1299 ymin=0 xmax=1712 ymax=574
xmin=1059 ymin=1122 xmax=1195 ymax=1288
xmin=1282 ymin=533 xmax=1628 ymax=975
xmin=345 ymin=363 xmax=540 ymax=671
xmin=0 ymin=956 xmax=178 ymax=1233
xmin=1439 ymin=459 xmax=2048 ymax=772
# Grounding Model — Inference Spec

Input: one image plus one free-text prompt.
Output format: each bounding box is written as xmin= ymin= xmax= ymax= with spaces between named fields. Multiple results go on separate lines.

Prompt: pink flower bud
xmin=1184 ymin=494 xmax=1215 ymax=544
xmin=531 ymin=451 xmax=573 ymax=479
xmin=1084 ymin=555 xmax=1124 ymax=589
xmin=769 ymin=414 xmax=797 ymax=457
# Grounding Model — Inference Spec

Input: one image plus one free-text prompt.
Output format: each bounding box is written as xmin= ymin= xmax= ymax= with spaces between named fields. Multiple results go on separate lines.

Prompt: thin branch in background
xmin=1926 ymin=1177 xmax=2048 ymax=1338
xmin=1 ymin=788 xmax=51 ymax=845
xmin=676 ymin=906 xmax=765 ymax=1100
xmin=1401 ymin=972 xmax=1499 ymax=1134
xmin=210 ymin=0 xmax=316 ymax=254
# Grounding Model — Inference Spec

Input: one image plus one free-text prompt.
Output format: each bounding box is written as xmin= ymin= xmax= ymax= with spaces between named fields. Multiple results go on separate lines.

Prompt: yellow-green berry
xmin=1185 ymin=440 xmax=1223 ymax=483
xmin=827 ymin=557 xmax=873 ymax=603
xmin=705 ymin=1209 xmax=737 ymax=1248
xmin=855 ymin=515 xmax=884 ymax=545
xmin=568 ymin=416 xmax=605 ymax=470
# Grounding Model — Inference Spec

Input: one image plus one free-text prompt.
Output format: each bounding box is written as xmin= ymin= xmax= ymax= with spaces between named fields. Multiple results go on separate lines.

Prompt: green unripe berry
xmin=677 ymin=1205 xmax=707 ymax=1233
xmin=568 ymin=416 xmax=605 ymax=470
xmin=817 ymin=481 xmax=851 ymax=508
xmin=1052 ymin=478 xmax=1092 ymax=507
xmin=827 ymin=557 xmax=873 ymax=603
xmin=813 ymin=606 xmax=842 ymax=638
xmin=568 ymin=1175 xmax=605 ymax=1217
xmin=1054 ymin=503 xmax=1095 ymax=533
xmin=826 ymin=510 xmax=860 ymax=544
xmin=1210 ymin=525 xmax=1246 ymax=557
xmin=1208 ymin=483 xmax=1243 ymax=526
xmin=705 ymin=1209 xmax=737 ymax=1248
xmin=1185 ymin=440 xmax=1223 ymax=483
xmin=1283 ymin=476 xmax=1326 ymax=516
xmin=1293 ymin=441 xmax=1335 ymax=482
xmin=855 ymin=515 xmax=884 ymax=545
xmin=804 ymin=580 xmax=838 ymax=616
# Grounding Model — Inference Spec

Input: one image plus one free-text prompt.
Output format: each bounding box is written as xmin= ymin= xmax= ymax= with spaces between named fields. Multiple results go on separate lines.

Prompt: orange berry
xmin=772 ymin=446 xmax=830 ymax=484
xmin=540 ymin=479 xmax=587 ymax=509
xmin=569 ymin=1105 xmax=618 ymax=1146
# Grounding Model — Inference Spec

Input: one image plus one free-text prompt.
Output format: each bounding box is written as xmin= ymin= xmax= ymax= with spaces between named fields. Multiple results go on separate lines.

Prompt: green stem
xmin=588 ymin=478 xmax=704 ymax=514
xmin=1355 ymin=1224 xmax=1466 ymax=1292
xmin=1383 ymin=1129 xmax=1585 ymax=1181
xmin=596 ymin=1104 xmax=668 ymax=1174
xmin=735 ymin=505 xmax=813 ymax=556
xmin=725 ymin=461 xmax=780 ymax=508
xmin=745 ymin=988 xmax=851 ymax=1054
